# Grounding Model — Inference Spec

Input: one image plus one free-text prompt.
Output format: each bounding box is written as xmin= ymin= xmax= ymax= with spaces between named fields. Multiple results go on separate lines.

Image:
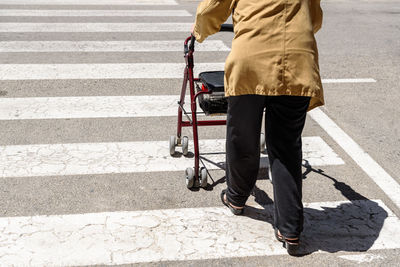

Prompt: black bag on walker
xmin=198 ymin=71 xmax=228 ymax=115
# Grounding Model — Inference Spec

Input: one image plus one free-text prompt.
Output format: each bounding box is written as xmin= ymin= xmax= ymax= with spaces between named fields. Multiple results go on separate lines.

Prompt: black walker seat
xmin=198 ymin=71 xmax=228 ymax=115
xmin=199 ymin=71 xmax=225 ymax=92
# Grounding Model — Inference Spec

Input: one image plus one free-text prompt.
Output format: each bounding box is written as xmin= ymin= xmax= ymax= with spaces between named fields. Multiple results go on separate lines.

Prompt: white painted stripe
xmin=0 ymin=40 xmax=229 ymax=52
xmin=0 ymin=23 xmax=191 ymax=32
xmin=309 ymin=108 xmax=400 ymax=209
xmin=0 ymin=95 xmax=185 ymax=120
xmin=0 ymin=64 xmax=377 ymax=81
xmin=0 ymin=63 xmax=225 ymax=80
xmin=0 ymin=9 xmax=191 ymax=17
xmin=302 ymin=137 xmax=344 ymax=166
xmin=339 ymin=254 xmax=384 ymax=264
xmin=0 ymin=199 xmax=397 ymax=265
xmin=323 ymin=78 xmax=376 ymax=83
xmin=0 ymin=0 xmax=178 ymax=5
xmin=0 ymin=137 xmax=343 ymax=178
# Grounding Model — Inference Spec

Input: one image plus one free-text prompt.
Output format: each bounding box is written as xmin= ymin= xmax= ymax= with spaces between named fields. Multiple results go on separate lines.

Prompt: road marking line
xmin=0 ymin=95 xmax=188 ymax=120
xmin=0 ymin=40 xmax=229 ymax=52
xmin=0 ymin=64 xmax=377 ymax=81
xmin=0 ymin=0 xmax=178 ymax=5
xmin=0 ymin=137 xmax=343 ymax=178
xmin=0 ymin=10 xmax=190 ymax=17
xmin=0 ymin=23 xmax=192 ymax=32
xmin=323 ymin=78 xmax=376 ymax=83
xmin=0 ymin=63 xmax=224 ymax=80
xmin=339 ymin=254 xmax=384 ymax=264
xmin=309 ymin=108 xmax=400 ymax=209
xmin=0 ymin=199 xmax=397 ymax=265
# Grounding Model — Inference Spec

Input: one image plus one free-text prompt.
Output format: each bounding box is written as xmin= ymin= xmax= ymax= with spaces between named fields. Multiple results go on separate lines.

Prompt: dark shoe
xmin=274 ymin=228 xmax=300 ymax=256
xmin=220 ymin=189 xmax=244 ymax=215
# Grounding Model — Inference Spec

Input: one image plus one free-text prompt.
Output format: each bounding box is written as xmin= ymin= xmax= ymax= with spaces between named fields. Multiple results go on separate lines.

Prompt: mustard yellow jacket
xmin=193 ymin=0 xmax=324 ymax=110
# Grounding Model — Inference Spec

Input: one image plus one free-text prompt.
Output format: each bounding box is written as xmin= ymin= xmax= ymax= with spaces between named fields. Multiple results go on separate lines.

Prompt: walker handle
xmin=185 ymin=24 xmax=233 ymax=53
xmin=189 ymin=34 xmax=195 ymax=52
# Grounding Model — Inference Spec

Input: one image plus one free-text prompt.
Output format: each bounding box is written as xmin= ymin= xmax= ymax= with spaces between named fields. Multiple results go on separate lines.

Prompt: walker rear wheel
xmin=260 ymin=133 xmax=266 ymax=152
xmin=185 ymin=167 xmax=195 ymax=188
xmin=268 ymin=167 xmax=273 ymax=183
xmin=199 ymin=167 xmax=208 ymax=188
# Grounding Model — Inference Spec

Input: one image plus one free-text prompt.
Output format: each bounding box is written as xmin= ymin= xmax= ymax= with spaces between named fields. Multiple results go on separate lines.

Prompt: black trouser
xmin=225 ymin=95 xmax=310 ymax=238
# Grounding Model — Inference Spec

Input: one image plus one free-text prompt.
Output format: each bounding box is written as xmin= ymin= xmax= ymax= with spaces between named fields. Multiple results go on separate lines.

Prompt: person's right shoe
xmin=274 ymin=228 xmax=300 ymax=256
xmin=220 ymin=189 xmax=244 ymax=215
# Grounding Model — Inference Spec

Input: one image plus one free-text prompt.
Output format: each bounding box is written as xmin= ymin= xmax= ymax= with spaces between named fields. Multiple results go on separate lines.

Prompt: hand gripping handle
xmin=185 ymin=24 xmax=233 ymax=53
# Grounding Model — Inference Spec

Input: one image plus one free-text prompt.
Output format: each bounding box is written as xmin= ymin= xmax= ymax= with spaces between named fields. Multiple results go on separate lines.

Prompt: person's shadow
xmin=242 ymin=159 xmax=388 ymax=256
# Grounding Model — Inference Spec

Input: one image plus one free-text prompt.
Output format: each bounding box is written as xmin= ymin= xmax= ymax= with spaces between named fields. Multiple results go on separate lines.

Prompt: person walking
xmin=192 ymin=0 xmax=324 ymax=255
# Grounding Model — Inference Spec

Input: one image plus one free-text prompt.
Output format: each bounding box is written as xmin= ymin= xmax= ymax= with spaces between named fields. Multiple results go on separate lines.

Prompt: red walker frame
xmin=169 ymin=24 xmax=266 ymax=189
xmin=169 ymin=28 xmax=231 ymax=189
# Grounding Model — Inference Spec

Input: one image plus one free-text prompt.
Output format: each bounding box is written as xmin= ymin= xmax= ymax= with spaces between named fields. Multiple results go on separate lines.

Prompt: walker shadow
xmin=198 ymin=154 xmax=270 ymax=190
xmin=198 ymin=155 xmax=226 ymax=191
xmin=243 ymin=160 xmax=388 ymax=256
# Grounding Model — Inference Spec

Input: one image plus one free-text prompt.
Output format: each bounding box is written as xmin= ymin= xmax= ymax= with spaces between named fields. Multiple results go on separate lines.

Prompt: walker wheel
xmin=182 ymin=136 xmax=189 ymax=156
xmin=169 ymin=136 xmax=176 ymax=156
xmin=268 ymin=167 xmax=273 ymax=183
xmin=260 ymin=133 xmax=266 ymax=152
xmin=199 ymin=167 xmax=208 ymax=188
xmin=185 ymin=167 xmax=195 ymax=188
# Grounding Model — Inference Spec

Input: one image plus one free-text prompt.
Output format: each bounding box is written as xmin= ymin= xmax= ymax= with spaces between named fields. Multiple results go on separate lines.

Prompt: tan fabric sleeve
xmin=310 ymin=0 xmax=323 ymax=33
xmin=193 ymin=0 xmax=235 ymax=43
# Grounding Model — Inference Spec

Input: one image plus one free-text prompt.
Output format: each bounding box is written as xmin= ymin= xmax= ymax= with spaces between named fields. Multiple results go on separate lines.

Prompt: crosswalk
xmin=0 ymin=10 xmax=192 ymax=17
xmin=0 ymin=0 xmax=396 ymax=265
xmin=0 ymin=137 xmax=344 ymax=178
xmin=0 ymin=23 xmax=194 ymax=32
xmin=0 ymin=64 xmax=378 ymax=80
xmin=0 ymin=0 xmax=178 ymax=5
xmin=0 ymin=63 xmax=224 ymax=80
xmin=1 ymin=199 xmax=399 ymax=265
xmin=0 ymin=40 xmax=229 ymax=52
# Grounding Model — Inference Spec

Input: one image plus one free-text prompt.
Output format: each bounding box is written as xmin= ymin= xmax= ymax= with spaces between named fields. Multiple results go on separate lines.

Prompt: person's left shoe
xmin=220 ymin=189 xmax=244 ymax=215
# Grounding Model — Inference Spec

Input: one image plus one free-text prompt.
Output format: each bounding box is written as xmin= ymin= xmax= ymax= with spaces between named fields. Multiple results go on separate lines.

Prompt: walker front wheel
xmin=169 ymin=136 xmax=176 ymax=156
xmin=182 ymin=136 xmax=189 ymax=156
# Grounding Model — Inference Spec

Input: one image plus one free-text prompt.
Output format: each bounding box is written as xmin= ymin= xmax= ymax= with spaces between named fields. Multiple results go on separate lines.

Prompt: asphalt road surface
xmin=0 ymin=0 xmax=399 ymax=266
